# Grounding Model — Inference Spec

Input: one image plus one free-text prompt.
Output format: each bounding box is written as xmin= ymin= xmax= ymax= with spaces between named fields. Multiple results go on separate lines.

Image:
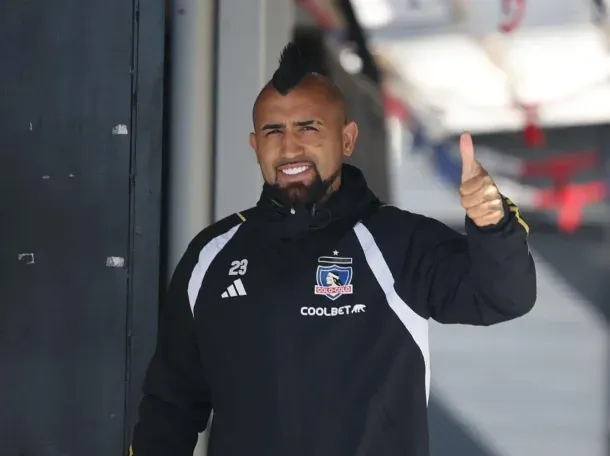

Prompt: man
xmin=132 ymin=41 xmax=536 ymax=456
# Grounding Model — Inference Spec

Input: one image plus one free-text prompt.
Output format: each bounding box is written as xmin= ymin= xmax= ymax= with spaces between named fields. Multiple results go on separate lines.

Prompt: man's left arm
xmin=403 ymin=133 xmax=537 ymax=325
xmin=409 ymin=197 xmax=536 ymax=325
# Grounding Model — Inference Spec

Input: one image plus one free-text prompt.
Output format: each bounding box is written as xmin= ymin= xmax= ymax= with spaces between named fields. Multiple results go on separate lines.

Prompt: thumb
xmin=459 ymin=132 xmax=480 ymax=182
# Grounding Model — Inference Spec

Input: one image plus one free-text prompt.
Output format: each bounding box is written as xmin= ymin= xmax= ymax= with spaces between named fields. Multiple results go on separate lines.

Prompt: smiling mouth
xmin=278 ymin=163 xmax=312 ymax=176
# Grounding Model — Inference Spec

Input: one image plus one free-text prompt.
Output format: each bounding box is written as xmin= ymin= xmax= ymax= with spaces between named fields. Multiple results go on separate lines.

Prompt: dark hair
xmin=271 ymin=37 xmax=329 ymax=95
xmin=252 ymin=37 xmax=347 ymax=125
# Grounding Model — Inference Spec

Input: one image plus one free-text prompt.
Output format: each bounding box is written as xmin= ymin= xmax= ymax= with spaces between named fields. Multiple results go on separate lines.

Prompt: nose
xmin=280 ymin=130 xmax=303 ymax=158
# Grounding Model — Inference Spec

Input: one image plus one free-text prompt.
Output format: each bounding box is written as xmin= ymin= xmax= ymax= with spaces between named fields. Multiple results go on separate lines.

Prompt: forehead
xmin=254 ymin=84 xmax=339 ymax=125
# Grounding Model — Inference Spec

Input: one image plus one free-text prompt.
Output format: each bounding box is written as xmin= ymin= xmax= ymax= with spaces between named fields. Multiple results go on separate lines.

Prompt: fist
xmin=458 ymin=132 xmax=505 ymax=227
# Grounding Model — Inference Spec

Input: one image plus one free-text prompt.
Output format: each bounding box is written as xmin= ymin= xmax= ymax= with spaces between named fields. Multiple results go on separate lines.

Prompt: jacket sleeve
xmin=402 ymin=197 xmax=537 ymax=325
xmin=131 ymin=242 xmax=212 ymax=455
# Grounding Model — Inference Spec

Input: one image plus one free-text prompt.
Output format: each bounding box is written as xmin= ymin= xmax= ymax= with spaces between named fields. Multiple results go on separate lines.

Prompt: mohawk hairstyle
xmin=271 ymin=37 xmax=330 ymax=95
xmin=252 ymin=36 xmax=347 ymax=125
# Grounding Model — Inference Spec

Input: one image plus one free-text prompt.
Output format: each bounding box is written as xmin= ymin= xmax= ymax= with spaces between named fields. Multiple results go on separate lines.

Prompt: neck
xmin=316 ymin=173 xmax=341 ymax=205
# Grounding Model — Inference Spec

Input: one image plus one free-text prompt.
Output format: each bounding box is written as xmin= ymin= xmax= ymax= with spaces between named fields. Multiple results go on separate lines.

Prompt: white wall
xmin=214 ymin=0 xmax=295 ymax=221
xmin=168 ymin=0 xmax=294 ymax=275
xmin=195 ymin=1 xmax=295 ymax=454
xmin=168 ymin=0 xmax=216 ymax=275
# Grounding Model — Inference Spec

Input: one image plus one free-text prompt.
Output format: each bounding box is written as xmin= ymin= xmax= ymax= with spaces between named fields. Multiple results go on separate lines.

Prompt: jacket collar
xmin=254 ymin=164 xmax=380 ymax=239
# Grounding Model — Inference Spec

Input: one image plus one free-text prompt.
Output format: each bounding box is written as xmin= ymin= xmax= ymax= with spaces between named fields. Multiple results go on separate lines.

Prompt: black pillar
xmin=0 ymin=1 xmax=165 ymax=455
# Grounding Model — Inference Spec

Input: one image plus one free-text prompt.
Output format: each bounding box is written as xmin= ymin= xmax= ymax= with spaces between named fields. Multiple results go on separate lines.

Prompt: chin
xmin=278 ymin=176 xmax=314 ymax=189
xmin=283 ymin=183 xmax=311 ymax=203
xmin=279 ymin=186 xmax=307 ymax=199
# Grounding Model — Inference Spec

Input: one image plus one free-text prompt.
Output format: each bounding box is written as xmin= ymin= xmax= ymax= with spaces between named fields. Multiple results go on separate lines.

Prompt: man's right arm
xmin=131 ymin=239 xmax=212 ymax=456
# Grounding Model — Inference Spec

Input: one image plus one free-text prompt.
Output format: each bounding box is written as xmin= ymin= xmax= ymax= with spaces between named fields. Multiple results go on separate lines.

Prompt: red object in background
xmin=535 ymin=181 xmax=606 ymax=233
xmin=499 ymin=0 xmax=526 ymax=33
xmin=383 ymin=92 xmax=410 ymax=122
xmin=523 ymin=121 xmax=546 ymax=148
xmin=523 ymin=150 xmax=599 ymax=183
xmin=520 ymin=104 xmax=546 ymax=148
xmin=524 ymin=150 xmax=604 ymax=233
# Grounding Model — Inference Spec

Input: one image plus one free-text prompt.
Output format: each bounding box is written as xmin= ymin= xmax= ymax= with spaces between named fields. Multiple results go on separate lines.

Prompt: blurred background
xmin=1 ymin=0 xmax=609 ymax=455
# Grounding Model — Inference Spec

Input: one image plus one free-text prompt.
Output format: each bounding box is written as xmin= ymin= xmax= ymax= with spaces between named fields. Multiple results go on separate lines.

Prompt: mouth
xmin=277 ymin=162 xmax=313 ymax=177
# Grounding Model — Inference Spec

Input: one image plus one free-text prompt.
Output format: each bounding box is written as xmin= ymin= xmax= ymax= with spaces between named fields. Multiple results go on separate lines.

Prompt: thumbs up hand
xmin=458 ymin=132 xmax=505 ymax=227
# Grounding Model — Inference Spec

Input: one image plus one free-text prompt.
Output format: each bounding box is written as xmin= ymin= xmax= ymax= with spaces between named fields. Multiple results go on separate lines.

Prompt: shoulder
xmin=365 ymin=203 xmax=431 ymax=233
xmin=186 ymin=207 xmax=257 ymax=255
xmin=361 ymin=204 xmax=463 ymax=256
xmin=377 ymin=204 xmax=460 ymax=230
xmin=169 ymin=208 xmax=258 ymax=288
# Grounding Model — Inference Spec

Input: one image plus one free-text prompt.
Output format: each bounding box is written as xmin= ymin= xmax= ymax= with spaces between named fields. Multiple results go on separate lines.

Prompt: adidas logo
xmin=221 ymin=278 xmax=247 ymax=298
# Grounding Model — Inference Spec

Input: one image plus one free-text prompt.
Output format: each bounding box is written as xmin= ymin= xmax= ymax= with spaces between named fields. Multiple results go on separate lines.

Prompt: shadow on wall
xmin=428 ymin=396 xmax=499 ymax=456
xmin=325 ymin=41 xmax=390 ymax=203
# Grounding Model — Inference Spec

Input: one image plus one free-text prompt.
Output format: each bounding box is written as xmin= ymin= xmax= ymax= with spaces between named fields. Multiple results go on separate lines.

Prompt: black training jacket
xmin=132 ymin=164 xmax=537 ymax=456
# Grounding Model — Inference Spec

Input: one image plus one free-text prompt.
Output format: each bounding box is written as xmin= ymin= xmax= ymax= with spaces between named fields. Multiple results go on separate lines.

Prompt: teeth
xmin=281 ymin=165 xmax=309 ymax=175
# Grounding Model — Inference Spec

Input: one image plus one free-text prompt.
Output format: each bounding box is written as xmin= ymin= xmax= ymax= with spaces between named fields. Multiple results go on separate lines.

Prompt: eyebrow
xmin=261 ymin=119 xmax=322 ymax=131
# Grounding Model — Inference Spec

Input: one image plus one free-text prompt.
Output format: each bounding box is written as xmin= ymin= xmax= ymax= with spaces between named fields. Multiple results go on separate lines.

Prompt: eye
xmin=265 ymin=129 xmax=281 ymax=137
xmin=300 ymin=125 xmax=318 ymax=132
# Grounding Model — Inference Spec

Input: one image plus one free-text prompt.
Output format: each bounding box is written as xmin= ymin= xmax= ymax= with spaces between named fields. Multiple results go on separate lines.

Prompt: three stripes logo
xmin=221 ymin=278 xmax=247 ymax=298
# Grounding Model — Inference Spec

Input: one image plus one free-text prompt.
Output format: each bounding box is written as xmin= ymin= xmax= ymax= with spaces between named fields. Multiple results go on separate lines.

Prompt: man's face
xmin=249 ymin=78 xmax=358 ymax=205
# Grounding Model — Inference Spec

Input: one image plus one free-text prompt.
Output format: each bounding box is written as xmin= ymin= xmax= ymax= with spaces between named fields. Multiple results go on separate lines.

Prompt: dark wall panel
xmin=124 ymin=1 xmax=167 ymax=452
xmin=0 ymin=1 xmax=165 ymax=455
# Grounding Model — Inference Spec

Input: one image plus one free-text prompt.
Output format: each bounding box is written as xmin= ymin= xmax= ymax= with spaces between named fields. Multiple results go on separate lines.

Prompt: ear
xmin=341 ymin=121 xmax=358 ymax=157
xmin=249 ymin=132 xmax=257 ymax=152
xmin=249 ymin=132 xmax=260 ymax=164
